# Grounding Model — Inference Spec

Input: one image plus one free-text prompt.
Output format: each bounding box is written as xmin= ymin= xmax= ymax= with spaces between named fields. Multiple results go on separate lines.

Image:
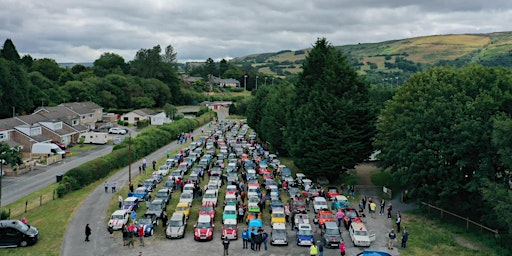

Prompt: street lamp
xmin=255 ymin=76 xmax=259 ymax=90
xmin=244 ymin=75 xmax=248 ymax=99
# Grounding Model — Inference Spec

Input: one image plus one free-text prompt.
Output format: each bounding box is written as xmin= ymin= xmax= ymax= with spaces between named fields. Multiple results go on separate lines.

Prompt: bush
xmin=0 ymin=210 xmax=9 ymax=220
xmin=56 ymin=184 xmax=67 ymax=198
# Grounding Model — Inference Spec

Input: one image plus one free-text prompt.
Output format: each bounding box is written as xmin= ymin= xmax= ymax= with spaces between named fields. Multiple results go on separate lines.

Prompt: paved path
xmin=61 ymin=113 xmax=224 ymax=256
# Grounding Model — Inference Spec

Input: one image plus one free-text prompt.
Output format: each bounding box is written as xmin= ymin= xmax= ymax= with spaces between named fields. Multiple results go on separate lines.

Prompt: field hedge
xmin=56 ymin=111 xmax=216 ymax=198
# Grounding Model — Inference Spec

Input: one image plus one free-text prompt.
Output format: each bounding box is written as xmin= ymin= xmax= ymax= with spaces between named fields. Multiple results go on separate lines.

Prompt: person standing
xmin=339 ymin=242 xmax=346 ymax=256
xmin=255 ymin=229 xmax=262 ymax=251
xmin=127 ymin=225 xmax=135 ymax=247
xmin=85 ymin=224 xmax=91 ymax=242
xmin=138 ymin=225 xmax=144 ymax=246
xmin=401 ymin=227 xmax=409 ymax=248
xmin=310 ymin=241 xmax=318 ymax=256
xmin=262 ymin=230 xmax=268 ymax=251
xmin=396 ymin=211 xmax=402 ymax=233
xmin=118 ymin=195 xmax=123 ymax=209
xmin=388 ymin=228 xmax=396 ymax=250
xmin=336 ymin=209 xmax=344 ymax=227
xmin=222 ymin=236 xmax=230 ymax=256
xmin=122 ymin=224 xmax=128 ymax=246
xmin=104 ymin=181 xmax=109 ymax=193
xmin=108 ymin=223 xmax=114 ymax=238
xmin=242 ymin=227 xmax=249 ymax=249
xmin=238 ymin=205 xmax=245 ymax=223
xmin=387 ymin=203 xmax=393 ymax=219
xmin=380 ymin=199 xmax=386 ymax=215
xmin=111 ymin=181 xmax=116 ymax=193
xmin=142 ymin=158 xmax=147 ymax=171
xmin=250 ymin=228 xmax=256 ymax=250
xmin=161 ymin=211 xmax=168 ymax=228
xmin=21 ymin=217 xmax=27 ymax=224
xmin=370 ymin=200 xmax=377 ymax=218
xmin=152 ymin=160 xmax=156 ymax=171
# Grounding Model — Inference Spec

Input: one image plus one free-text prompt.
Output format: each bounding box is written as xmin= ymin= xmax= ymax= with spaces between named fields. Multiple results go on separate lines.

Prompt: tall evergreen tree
xmin=285 ymin=38 xmax=376 ymax=181
xmin=1 ymin=39 xmax=21 ymax=62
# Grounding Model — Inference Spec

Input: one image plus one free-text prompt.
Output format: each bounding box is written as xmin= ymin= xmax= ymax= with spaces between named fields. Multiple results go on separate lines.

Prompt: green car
xmin=223 ymin=205 xmax=237 ymax=223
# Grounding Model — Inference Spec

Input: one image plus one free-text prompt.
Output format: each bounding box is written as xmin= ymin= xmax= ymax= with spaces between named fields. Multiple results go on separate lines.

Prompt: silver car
xmin=271 ymin=223 xmax=288 ymax=245
xmin=166 ymin=212 xmax=187 ymax=239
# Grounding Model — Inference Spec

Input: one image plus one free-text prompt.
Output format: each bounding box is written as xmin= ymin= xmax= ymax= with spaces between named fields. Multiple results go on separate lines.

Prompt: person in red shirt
xmin=138 ymin=225 xmax=144 ymax=246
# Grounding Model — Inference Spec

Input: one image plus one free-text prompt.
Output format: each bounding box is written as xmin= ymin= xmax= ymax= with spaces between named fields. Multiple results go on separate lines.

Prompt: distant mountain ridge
xmin=230 ymin=31 xmax=512 ymax=84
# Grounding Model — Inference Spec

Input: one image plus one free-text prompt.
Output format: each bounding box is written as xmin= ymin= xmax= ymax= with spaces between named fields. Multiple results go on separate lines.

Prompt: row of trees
xmin=0 ymin=39 xmax=205 ymax=118
xmin=246 ymin=38 xmax=377 ymax=181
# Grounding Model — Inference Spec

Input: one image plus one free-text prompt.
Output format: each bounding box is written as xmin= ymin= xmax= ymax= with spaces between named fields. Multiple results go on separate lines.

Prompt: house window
xmin=89 ymin=114 xmax=93 ymax=117
xmin=30 ymin=127 xmax=42 ymax=136
xmin=123 ymin=117 xmax=128 ymax=121
xmin=54 ymin=123 xmax=62 ymax=130
xmin=72 ymin=119 xmax=78 ymax=125
xmin=135 ymin=117 xmax=140 ymax=122
xmin=0 ymin=133 xmax=6 ymax=140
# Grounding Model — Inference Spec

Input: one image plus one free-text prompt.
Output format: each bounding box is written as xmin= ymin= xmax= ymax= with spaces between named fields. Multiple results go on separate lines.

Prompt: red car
xmin=199 ymin=202 xmax=216 ymax=220
xmin=301 ymin=187 xmax=320 ymax=198
xmin=292 ymin=197 xmax=307 ymax=213
xmin=314 ymin=210 xmax=334 ymax=226
xmin=326 ymin=187 xmax=340 ymax=200
xmin=221 ymin=219 xmax=238 ymax=240
xmin=194 ymin=215 xmax=214 ymax=241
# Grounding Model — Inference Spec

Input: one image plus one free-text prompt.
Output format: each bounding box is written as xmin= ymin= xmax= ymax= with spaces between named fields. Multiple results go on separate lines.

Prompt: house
xmin=182 ymin=76 xmax=204 ymax=85
xmin=199 ymin=101 xmax=233 ymax=111
xmin=120 ymin=109 xmax=171 ymax=125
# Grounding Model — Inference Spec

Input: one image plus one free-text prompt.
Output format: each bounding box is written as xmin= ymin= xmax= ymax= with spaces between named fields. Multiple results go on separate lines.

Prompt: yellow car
xmin=175 ymin=202 xmax=191 ymax=219
xmin=271 ymin=208 xmax=286 ymax=225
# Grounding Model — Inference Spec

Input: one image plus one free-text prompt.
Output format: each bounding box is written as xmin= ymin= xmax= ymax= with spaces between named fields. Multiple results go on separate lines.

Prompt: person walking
xmin=138 ymin=225 xmax=145 ymax=246
xmin=339 ymin=242 xmax=346 ymax=256
xmin=111 ymin=181 xmax=117 ymax=193
xmin=222 ymin=236 xmax=230 ymax=256
xmin=118 ymin=195 xmax=123 ymax=209
xmin=401 ymin=227 xmax=409 ymax=248
xmin=388 ymin=228 xmax=397 ymax=250
xmin=317 ymin=240 xmax=324 ymax=256
xmin=310 ymin=241 xmax=318 ymax=256
xmin=104 ymin=181 xmax=109 ymax=193
xmin=396 ymin=211 xmax=402 ymax=233
xmin=84 ymin=224 xmax=91 ymax=242
xmin=242 ymin=227 xmax=249 ymax=249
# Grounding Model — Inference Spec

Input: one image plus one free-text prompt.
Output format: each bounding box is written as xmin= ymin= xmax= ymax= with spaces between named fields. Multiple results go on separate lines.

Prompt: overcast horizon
xmin=1 ymin=0 xmax=512 ymax=63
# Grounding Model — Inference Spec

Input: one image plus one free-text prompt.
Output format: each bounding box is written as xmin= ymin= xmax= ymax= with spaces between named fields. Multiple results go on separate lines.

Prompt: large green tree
xmin=285 ymin=38 xmax=376 ymax=181
xmin=375 ymin=65 xmax=512 ymax=214
xmin=1 ymin=39 xmax=21 ymax=62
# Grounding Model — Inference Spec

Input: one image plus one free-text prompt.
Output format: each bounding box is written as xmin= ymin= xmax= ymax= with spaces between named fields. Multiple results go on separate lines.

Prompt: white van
xmin=348 ymin=222 xmax=375 ymax=247
xmin=31 ymin=142 xmax=65 ymax=156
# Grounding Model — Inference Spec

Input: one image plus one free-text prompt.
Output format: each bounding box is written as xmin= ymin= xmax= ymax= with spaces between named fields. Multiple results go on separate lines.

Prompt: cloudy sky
xmin=1 ymin=0 xmax=512 ymax=63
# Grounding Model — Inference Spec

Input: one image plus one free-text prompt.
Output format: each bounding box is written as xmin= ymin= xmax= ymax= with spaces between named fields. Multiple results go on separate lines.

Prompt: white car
xmin=156 ymin=165 xmax=170 ymax=176
xmin=170 ymin=169 xmax=185 ymax=180
xmin=108 ymin=210 xmax=129 ymax=230
xmin=313 ymin=197 xmax=328 ymax=213
xmin=202 ymin=190 xmax=218 ymax=206
xmin=109 ymin=127 xmax=127 ymax=135
xmin=179 ymin=192 xmax=194 ymax=206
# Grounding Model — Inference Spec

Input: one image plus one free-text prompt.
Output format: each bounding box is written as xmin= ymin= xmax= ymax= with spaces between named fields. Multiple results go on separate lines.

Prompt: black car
xmin=0 ymin=220 xmax=39 ymax=247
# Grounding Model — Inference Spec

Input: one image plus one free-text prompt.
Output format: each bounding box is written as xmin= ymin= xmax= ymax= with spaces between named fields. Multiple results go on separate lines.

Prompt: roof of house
xmin=59 ymin=101 xmax=102 ymax=115
xmin=0 ymin=117 xmax=26 ymax=130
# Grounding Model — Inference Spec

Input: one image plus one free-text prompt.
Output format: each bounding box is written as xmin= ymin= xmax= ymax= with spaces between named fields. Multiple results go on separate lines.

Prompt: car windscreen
xmin=138 ymin=218 xmax=152 ymax=225
xmin=224 ymin=210 xmax=236 ymax=215
xmin=149 ymin=204 xmax=161 ymax=210
xmin=298 ymin=229 xmax=313 ymax=235
xmin=354 ymin=230 xmax=367 ymax=236
xmin=324 ymin=228 xmax=339 ymax=235
xmin=169 ymin=220 xmax=182 ymax=227
xmin=196 ymin=222 xmax=211 ymax=228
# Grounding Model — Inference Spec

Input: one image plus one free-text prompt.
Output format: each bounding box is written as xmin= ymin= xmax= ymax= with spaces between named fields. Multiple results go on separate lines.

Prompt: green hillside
xmin=230 ymin=31 xmax=512 ymax=85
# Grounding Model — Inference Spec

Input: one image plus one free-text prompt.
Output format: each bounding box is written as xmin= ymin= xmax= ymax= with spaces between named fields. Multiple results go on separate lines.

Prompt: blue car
xmin=357 ymin=251 xmax=392 ymax=256
xmin=296 ymin=223 xmax=314 ymax=246
xmin=134 ymin=214 xmax=157 ymax=237
xmin=128 ymin=187 xmax=149 ymax=201
xmin=248 ymin=219 xmax=263 ymax=234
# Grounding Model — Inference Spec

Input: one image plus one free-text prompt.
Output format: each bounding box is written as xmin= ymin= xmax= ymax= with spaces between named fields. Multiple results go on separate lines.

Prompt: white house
xmin=120 ymin=109 xmax=171 ymax=125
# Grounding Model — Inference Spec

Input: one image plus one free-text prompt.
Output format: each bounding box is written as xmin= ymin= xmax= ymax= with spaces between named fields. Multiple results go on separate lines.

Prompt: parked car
xmin=326 ymin=187 xmax=340 ymax=200
xmin=271 ymin=222 xmax=288 ymax=246
xmin=0 ymin=220 xmax=39 ymax=247
xmin=349 ymin=222 xmax=374 ymax=247
xmin=128 ymin=187 xmax=149 ymax=201
xmin=194 ymin=215 xmax=214 ymax=241
xmin=179 ymin=192 xmax=194 ymax=206
xmin=313 ymin=197 xmax=328 ymax=213
xmin=155 ymin=189 xmax=171 ymax=205
xmin=156 ymin=165 xmax=170 ymax=176
xmin=143 ymin=179 xmax=157 ymax=192
xmin=50 ymin=140 xmax=67 ymax=150
xmin=108 ymin=210 xmax=130 ymax=230
xmin=321 ymin=221 xmax=343 ymax=248
xmin=221 ymin=218 xmax=238 ymax=240
xmin=202 ymin=190 xmax=219 ymax=206
xmin=314 ymin=209 xmax=334 ymax=226
xmin=331 ymin=195 xmax=350 ymax=211
xmin=121 ymin=197 xmax=140 ymax=213
xmin=166 ymin=212 xmax=187 ymax=239
xmin=296 ymin=223 xmax=314 ymax=246
xmin=175 ymin=202 xmax=191 ymax=219
xmin=134 ymin=214 xmax=157 ymax=237
xmin=222 ymin=205 xmax=237 ymax=224
xmin=199 ymin=202 xmax=216 ymax=220
xmin=109 ymin=127 xmax=127 ymax=135
xmin=145 ymin=199 xmax=166 ymax=219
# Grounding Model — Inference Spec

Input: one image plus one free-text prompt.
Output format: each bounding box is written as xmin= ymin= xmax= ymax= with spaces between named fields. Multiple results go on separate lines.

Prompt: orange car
xmin=245 ymin=210 xmax=262 ymax=224
xmin=314 ymin=209 xmax=334 ymax=226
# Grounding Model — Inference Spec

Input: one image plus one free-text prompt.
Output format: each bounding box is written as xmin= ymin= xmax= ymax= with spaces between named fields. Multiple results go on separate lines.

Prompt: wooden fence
xmin=420 ymin=201 xmax=499 ymax=237
xmin=4 ymin=189 xmax=57 ymax=219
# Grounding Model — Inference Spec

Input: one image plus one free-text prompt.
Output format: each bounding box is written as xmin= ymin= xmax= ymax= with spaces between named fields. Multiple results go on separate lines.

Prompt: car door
xmin=0 ymin=227 xmax=21 ymax=246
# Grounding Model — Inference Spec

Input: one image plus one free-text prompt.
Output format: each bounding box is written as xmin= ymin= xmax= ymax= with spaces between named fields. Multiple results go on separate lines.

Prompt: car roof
xmin=113 ymin=210 xmax=127 ymax=215
xmin=176 ymin=202 xmax=190 ymax=207
xmin=224 ymin=205 xmax=237 ymax=210
xmin=223 ymin=219 xmax=237 ymax=225
xmin=171 ymin=212 xmax=185 ymax=220
xmin=324 ymin=221 xmax=338 ymax=228
xmin=298 ymin=223 xmax=312 ymax=230
xmin=124 ymin=197 xmax=138 ymax=201
xmin=272 ymin=208 xmax=285 ymax=213
xmin=335 ymin=195 xmax=349 ymax=201
xmin=314 ymin=197 xmax=326 ymax=202
xmin=272 ymin=222 xmax=286 ymax=229
xmin=351 ymin=222 xmax=367 ymax=231
xmin=198 ymin=215 xmax=211 ymax=222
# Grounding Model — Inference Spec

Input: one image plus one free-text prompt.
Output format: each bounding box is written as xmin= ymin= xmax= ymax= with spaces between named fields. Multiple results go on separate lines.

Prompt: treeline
xmin=0 ymin=39 xmax=207 ymax=118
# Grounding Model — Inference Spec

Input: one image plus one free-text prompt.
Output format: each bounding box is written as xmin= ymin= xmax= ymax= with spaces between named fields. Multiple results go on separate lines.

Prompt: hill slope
xmin=231 ymin=31 xmax=512 ymax=84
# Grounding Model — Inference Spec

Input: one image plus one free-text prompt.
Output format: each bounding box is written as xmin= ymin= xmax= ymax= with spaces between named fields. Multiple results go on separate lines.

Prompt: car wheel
xmin=20 ymin=240 xmax=28 ymax=247
xmin=150 ymin=229 xmax=154 ymax=236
